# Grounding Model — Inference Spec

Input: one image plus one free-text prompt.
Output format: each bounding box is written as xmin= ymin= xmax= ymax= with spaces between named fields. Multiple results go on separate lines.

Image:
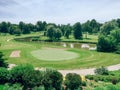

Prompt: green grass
xmin=0 ymin=34 xmax=120 ymax=69
xmin=31 ymin=48 xmax=79 ymax=61
xmin=0 ymin=85 xmax=4 ymax=90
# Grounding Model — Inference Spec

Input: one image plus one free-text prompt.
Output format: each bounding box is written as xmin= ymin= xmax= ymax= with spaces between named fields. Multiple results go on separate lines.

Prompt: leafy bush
xmin=94 ymin=66 xmax=109 ymax=75
xmin=0 ymin=68 xmax=10 ymax=84
xmin=82 ymin=81 xmax=87 ymax=86
xmin=22 ymin=70 xmax=43 ymax=89
xmin=97 ymin=35 xmax=116 ymax=52
xmin=10 ymin=64 xmax=36 ymax=89
xmin=32 ymin=86 xmax=45 ymax=90
xmin=85 ymin=75 xmax=94 ymax=80
xmin=3 ymin=83 xmax=23 ymax=90
xmin=0 ymin=52 xmax=8 ymax=68
xmin=115 ymin=43 xmax=120 ymax=54
xmin=42 ymin=68 xmax=63 ymax=90
xmin=64 ymin=73 xmax=82 ymax=90
xmin=111 ymin=77 xmax=119 ymax=85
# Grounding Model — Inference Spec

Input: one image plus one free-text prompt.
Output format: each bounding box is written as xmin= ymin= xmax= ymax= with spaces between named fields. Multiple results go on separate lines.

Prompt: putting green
xmin=31 ymin=48 xmax=79 ymax=61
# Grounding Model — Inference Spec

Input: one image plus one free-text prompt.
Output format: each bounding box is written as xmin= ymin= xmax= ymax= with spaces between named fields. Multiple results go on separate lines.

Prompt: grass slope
xmin=0 ymin=34 xmax=120 ymax=69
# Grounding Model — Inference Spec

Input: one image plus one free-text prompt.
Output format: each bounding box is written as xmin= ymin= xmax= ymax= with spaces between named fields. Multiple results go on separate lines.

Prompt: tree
xmin=19 ymin=21 xmax=24 ymax=32
xmin=89 ymin=19 xmax=101 ymax=33
xmin=10 ymin=64 xmax=34 ymax=89
xmin=9 ymin=25 xmax=21 ymax=35
xmin=111 ymin=29 xmax=120 ymax=43
xmin=116 ymin=18 xmax=120 ymax=28
xmin=64 ymin=24 xmax=72 ymax=39
xmin=46 ymin=25 xmax=62 ymax=41
xmin=22 ymin=70 xmax=43 ymax=89
xmin=46 ymin=25 xmax=55 ymax=41
xmin=19 ymin=22 xmax=30 ymax=34
xmin=36 ymin=21 xmax=46 ymax=31
xmin=97 ymin=35 xmax=116 ymax=52
xmin=100 ymin=20 xmax=118 ymax=35
xmin=54 ymin=28 xmax=62 ymax=40
xmin=0 ymin=52 xmax=8 ymax=68
xmin=64 ymin=73 xmax=82 ymax=90
xmin=0 ymin=22 xmax=8 ymax=34
xmin=42 ymin=68 xmax=63 ymax=90
xmin=82 ymin=21 xmax=92 ymax=38
xmin=22 ymin=24 xmax=31 ymax=34
xmin=73 ymin=22 xmax=82 ymax=39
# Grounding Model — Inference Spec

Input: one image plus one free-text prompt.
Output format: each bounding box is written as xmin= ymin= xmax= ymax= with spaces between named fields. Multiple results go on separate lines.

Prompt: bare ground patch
xmin=10 ymin=50 xmax=21 ymax=57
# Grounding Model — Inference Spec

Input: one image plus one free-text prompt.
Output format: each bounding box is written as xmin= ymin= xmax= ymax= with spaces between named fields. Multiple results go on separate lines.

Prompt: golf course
xmin=0 ymin=33 xmax=120 ymax=69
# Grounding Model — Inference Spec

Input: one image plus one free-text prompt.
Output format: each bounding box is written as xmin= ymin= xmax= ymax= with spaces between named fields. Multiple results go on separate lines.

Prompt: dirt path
xmin=8 ymin=63 xmax=120 ymax=76
xmin=59 ymin=64 xmax=120 ymax=76
xmin=10 ymin=50 xmax=21 ymax=57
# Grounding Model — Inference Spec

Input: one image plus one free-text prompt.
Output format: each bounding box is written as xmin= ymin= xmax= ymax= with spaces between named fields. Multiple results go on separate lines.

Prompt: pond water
xmin=15 ymin=37 xmax=96 ymax=49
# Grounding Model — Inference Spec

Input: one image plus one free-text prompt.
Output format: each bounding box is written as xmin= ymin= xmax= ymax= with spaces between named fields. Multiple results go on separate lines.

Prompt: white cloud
xmin=0 ymin=0 xmax=120 ymax=24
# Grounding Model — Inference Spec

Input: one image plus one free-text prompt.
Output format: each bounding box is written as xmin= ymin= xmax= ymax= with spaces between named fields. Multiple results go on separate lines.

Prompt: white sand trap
xmin=81 ymin=44 xmax=90 ymax=49
xmin=10 ymin=50 xmax=21 ymax=57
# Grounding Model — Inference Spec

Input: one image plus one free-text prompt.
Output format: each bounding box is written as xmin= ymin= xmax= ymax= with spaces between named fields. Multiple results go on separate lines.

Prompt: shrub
xmin=97 ymin=35 xmax=116 ymax=52
xmin=111 ymin=77 xmax=119 ymax=85
xmin=94 ymin=66 xmax=109 ymax=75
xmin=42 ymin=68 xmax=63 ymax=90
xmin=64 ymin=73 xmax=82 ymax=90
xmin=85 ymin=75 xmax=94 ymax=80
xmin=22 ymin=70 xmax=43 ymax=89
xmin=82 ymin=81 xmax=87 ymax=86
xmin=10 ymin=64 xmax=36 ymax=89
xmin=3 ymin=83 xmax=23 ymax=90
xmin=0 ymin=52 xmax=8 ymax=68
xmin=0 ymin=68 xmax=10 ymax=84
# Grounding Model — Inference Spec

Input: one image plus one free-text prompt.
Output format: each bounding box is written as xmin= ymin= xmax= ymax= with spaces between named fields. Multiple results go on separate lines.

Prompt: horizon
xmin=0 ymin=0 xmax=120 ymax=24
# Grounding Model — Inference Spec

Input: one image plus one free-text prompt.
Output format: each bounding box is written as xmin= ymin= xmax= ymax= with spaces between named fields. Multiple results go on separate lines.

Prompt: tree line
xmin=0 ymin=19 xmax=101 ymax=40
xmin=0 ymin=19 xmax=120 ymax=53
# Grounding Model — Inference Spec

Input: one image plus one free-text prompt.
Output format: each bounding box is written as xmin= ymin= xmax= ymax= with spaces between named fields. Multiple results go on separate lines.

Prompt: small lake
xmin=14 ymin=37 xmax=96 ymax=49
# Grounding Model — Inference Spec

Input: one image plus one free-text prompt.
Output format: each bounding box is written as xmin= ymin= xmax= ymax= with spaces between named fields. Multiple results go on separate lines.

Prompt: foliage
xmin=32 ymin=86 xmax=45 ymax=90
xmin=42 ymin=68 xmax=63 ymax=90
xmin=94 ymin=66 xmax=109 ymax=75
xmin=46 ymin=25 xmax=62 ymax=41
xmin=115 ymin=43 xmax=120 ymax=54
xmin=0 ymin=52 xmax=8 ymax=68
xmin=0 ymin=68 xmax=10 ymax=84
xmin=22 ymin=70 xmax=43 ymax=89
xmin=111 ymin=29 xmax=120 ymax=43
xmin=10 ymin=64 xmax=35 ymax=89
xmin=73 ymin=22 xmax=82 ymax=39
xmin=82 ymin=19 xmax=101 ymax=34
xmin=60 ymin=24 xmax=72 ymax=39
xmin=100 ymin=20 xmax=118 ymax=35
xmin=111 ymin=77 xmax=118 ymax=85
xmin=93 ymin=84 xmax=120 ymax=90
xmin=97 ymin=28 xmax=120 ymax=53
xmin=3 ymin=83 xmax=23 ymax=90
xmin=64 ymin=73 xmax=82 ymax=90
xmin=97 ymin=35 xmax=116 ymax=52
xmin=0 ymin=22 xmax=9 ymax=34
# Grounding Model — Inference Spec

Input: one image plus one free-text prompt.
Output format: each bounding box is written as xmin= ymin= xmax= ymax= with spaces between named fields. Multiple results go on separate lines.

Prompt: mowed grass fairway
xmin=0 ymin=34 xmax=120 ymax=69
xmin=31 ymin=48 xmax=79 ymax=61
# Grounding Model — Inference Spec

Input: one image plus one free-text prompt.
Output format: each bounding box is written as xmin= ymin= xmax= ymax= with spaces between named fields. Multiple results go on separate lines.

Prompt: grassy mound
xmin=31 ymin=48 xmax=79 ymax=61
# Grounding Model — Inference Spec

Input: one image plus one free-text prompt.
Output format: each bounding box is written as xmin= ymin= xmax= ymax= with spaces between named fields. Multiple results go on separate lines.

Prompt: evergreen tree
xmin=73 ymin=22 xmax=82 ymax=39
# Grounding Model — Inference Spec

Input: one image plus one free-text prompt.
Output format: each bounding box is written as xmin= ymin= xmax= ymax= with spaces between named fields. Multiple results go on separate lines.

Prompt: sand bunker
xmin=10 ymin=50 xmax=21 ymax=57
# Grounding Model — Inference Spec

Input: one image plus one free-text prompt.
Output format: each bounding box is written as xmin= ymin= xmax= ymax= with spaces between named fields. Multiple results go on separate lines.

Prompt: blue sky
xmin=0 ymin=0 xmax=120 ymax=24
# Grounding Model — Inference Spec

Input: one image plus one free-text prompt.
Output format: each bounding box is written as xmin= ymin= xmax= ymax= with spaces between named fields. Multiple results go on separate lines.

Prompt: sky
xmin=0 ymin=0 xmax=120 ymax=24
